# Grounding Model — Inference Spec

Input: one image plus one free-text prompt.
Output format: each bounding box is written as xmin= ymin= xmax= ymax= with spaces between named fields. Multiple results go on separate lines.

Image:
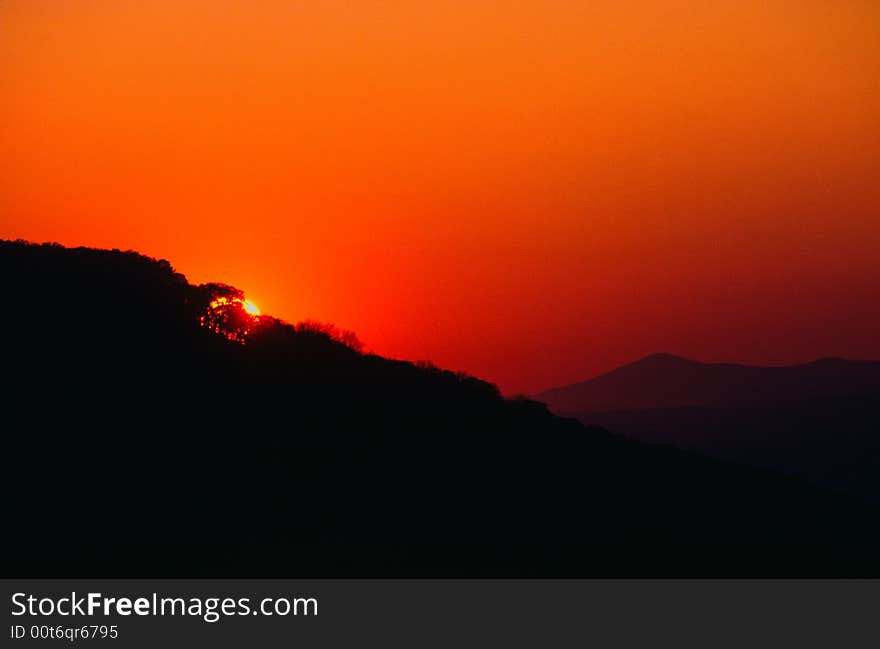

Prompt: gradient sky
xmin=2 ymin=0 xmax=879 ymax=394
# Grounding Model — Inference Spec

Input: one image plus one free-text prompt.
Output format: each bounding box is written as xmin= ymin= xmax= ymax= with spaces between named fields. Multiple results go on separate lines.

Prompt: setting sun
xmin=207 ymin=295 xmax=260 ymax=317
xmin=243 ymin=300 xmax=260 ymax=316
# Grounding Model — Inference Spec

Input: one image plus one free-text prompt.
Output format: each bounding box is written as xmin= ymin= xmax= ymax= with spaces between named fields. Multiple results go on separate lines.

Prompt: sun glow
xmin=200 ymin=295 xmax=263 ymax=343
xmin=207 ymin=295 xmax=261 ymax=317
xmin=243 ymin=299 xmax=261 ymax=316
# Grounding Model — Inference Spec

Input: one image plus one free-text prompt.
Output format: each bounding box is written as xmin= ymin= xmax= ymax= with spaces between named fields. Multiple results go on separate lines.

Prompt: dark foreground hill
xmin=3 ymin=240 xmax=880 ymax=577
xmin=537 ymin=355 xmax=880 ymax=501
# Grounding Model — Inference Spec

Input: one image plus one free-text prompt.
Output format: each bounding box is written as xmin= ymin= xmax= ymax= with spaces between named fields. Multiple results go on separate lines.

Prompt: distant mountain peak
xmin=537 ymin=354 xmax=880 ymax=414
xmin=632 ymin=353 xmax=693 ymax=366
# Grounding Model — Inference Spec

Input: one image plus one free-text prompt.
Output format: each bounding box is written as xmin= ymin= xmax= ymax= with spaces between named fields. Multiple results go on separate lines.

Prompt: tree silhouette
xmin=196 ymin=283 xmax=258 ymax=342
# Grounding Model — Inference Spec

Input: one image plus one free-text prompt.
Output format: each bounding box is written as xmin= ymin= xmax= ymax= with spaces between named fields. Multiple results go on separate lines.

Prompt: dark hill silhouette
xmin=3 ymin=240 xmax=880 ymax=577
xmin=537 ymin=355 xmax=880 ymax=501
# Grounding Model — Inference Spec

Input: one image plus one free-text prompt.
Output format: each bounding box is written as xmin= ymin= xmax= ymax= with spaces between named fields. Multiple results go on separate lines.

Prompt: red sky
xmin=2 ymin=1 xmax=879 ymax=394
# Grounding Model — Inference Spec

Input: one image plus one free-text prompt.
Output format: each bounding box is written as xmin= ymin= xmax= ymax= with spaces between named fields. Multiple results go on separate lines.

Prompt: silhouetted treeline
xmin=2 ymin=239 xmax=880 ymax=577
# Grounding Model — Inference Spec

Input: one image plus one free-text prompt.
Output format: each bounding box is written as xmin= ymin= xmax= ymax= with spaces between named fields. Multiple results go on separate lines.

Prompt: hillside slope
xmin=3 ymin=240 xmax=879 ymax=577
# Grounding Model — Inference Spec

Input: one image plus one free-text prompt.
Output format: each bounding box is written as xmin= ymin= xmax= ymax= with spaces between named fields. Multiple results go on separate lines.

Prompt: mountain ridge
xmin=4 ymin=239 xmax=880 ymax=576
xmin=536 ymin=352 xmax=880 ymax=503
xmin=537 ymin=353 xmax=880 ymax=414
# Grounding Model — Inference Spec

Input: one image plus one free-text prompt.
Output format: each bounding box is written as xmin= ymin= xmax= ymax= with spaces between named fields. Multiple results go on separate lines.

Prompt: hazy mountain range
xmin=537 ymin=354 xmax=880 ymax=500
xmin=538 ymin=353 xmax=880 ymax=413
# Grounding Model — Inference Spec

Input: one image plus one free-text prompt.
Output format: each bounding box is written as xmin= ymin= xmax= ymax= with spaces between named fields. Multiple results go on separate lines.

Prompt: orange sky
xmin=2 ymin=0 xmax=879 ymax=394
